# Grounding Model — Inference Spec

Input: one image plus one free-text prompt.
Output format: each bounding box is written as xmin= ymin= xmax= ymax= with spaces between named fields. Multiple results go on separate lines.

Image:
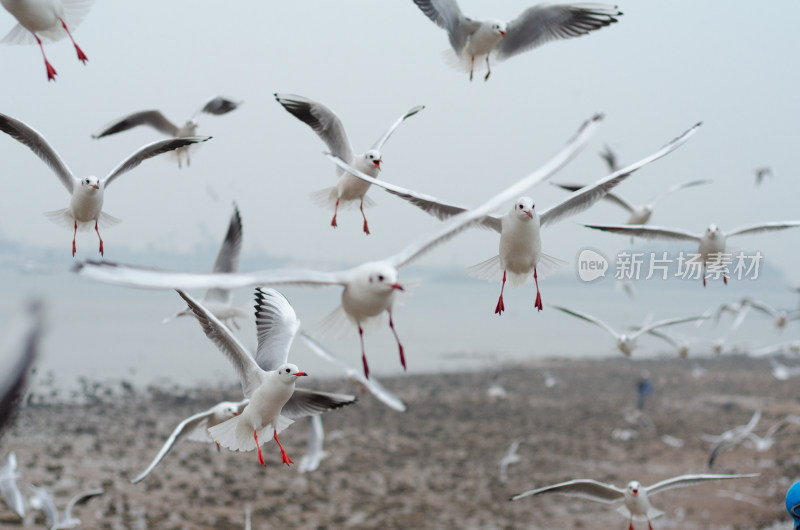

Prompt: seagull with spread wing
xmin=510 ymin=473 xmax=758 ymax=530
xmin=179 ymin=288 xmax=356 ymax=467
xmin=327 ymin=122 xmax=701 ymax=314
xmin=740 ymin=298 xmax=800 ymax=330
xmin=411 ymin=1 xmax=621 ymax=81
xmin=275 ymin=93 xmax=423 ymax=234
xmin=1 ymin=0 xmax=92 ymax=81
xmin=92 ymin=96 xmax=242 ymax=168
xmin=74 ymin=113 xmax=603 ymax=378
xmin=0 ymin=112 xmax=210 ymax=256
xmin=163 ymin=204 xmax=247 ymax=328
xmin=583 ymin=221 xmax=800 ymax=286
xmin=28 ymin=485 xmax=103 ymax=530
xmin=552 ymin=305 xmax=707 ymax=356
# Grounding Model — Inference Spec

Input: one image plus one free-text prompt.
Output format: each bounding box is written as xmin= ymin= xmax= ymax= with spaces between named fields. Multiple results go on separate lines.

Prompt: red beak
xmin=373 ymin=159 xmax=381 ymax=169
xmin=391 ymin=283 xmax=404 ymax=291
xmin=92 ymin=184 xmax=99 ymax=189
xmin=632 ymin=490 xmax=638 ymax=496
xmin=524 ymin=209 xmax=533 ymax=218
xmin=500 ymin=30 xmax=506 ymax=37
xmin=295 ymin=372 xmax=308 ymax=377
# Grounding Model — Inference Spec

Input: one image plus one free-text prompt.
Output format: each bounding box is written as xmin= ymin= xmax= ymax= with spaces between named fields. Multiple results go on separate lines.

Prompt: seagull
xmin=739 ymin=298 xmax=800 ymax=330
xmin=300 ymin=332 xmax=407 ymax=412
xmin=91 ymin=96 xmax=242 ymax=168
xmin=541 ymin=369 xmax=558 ymax=388
xmin=0 ymin=112 xmax=210 ymax=256
xmin=582 ymin=221 xmax=800 ymax=286
xmin=179 ymin=288 xmax=356 ymax=467
xmin=0 ymin=452 xmax=24 ymax=518
xmin=328 ymin=122 xmax=702 ymax=314
xmin=599 ymin=144 xmax=619 ymax=172
xmin=498 ymin=436 xmax=523 ymax=483
xmin=297 ymin=415 xmax=329 ymax=474
xmin=706 ymin=299 xmax=752 ymax=330
xmin=754 ymin=166 xmax=772 ymax=186
xmin=644 ymin=329 xmax=692 ymax=358
xmin=551 ymin=305 xmax=707 ymax=356
xmin=163 ymin=204 xmax=247 ymax=329
xmin=1 ymin=0 xmax=93 ymax=81
xmin=411 ymin=1 xmax=622 ymax=81
xmin=74 ymin=113 xmax=603 ymax=378
xmin=510 ymin=473 xmax=758 ymax=530
xmin=131 ymin=399 xmax=249 ymax=484
xmin=28 ymin=484 xmax=103 ymax=530
xmin=0 ymin=301 xmax=42 ymax=438
xmin=703 ymin=410 xmax=761 ymax=469
xmin=274 ymin=93 xmax=424 ymax=234
xmin=552 ymin=178 xmax=711 ymax=226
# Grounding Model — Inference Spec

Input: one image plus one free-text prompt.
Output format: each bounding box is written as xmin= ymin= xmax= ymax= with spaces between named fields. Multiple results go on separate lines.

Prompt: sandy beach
xmin=0 ymin=355 xmax=797 ymax=529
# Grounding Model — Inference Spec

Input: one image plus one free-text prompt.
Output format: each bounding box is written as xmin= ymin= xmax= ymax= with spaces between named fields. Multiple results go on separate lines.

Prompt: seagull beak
xmin=524 ymin=209 xmax=533 ymax=218
xmin=391 ymin=283 xmax=404 ymax=291
xmin=295 ymin=371 xmax=308 ymax=377
xmin=632 ymin=489 xmax=638 ymax=496
xmin=92 ymin=184 xmax=99 ymax=189
xmin=373 ymin=159 xmax=382 ymax=170
xmin=500 ymin=30 xmax=506 ymax=37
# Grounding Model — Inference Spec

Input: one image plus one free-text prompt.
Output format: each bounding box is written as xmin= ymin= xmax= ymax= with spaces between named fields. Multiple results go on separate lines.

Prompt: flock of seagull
xmin=1 ymin=0 xmax=799 ymax=528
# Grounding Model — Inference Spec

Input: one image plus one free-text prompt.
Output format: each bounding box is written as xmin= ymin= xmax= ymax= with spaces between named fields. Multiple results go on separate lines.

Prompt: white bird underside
xmin=1 ymin=0 xmax=94 ymax=44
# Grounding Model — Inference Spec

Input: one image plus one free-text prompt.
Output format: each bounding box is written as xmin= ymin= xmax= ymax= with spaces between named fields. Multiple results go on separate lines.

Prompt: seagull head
xmin=617 ymin=335 xmax=634 ymax=356
xmin=490 ymin=20 xmax=507 ymax=38
xmin=365 ymin=264 xmax=403 ymax=293
xmin=81 ymin=176 xmax=100 ymax=190
xmin=275 ymin=363 xmax=308 ymax=383
xmin=705 ymin=224 xmax=721 ymax=238
xmin=217 ymin=401 xmax=241 ymax=419
xmin=182 ymin=120 xmax=200 ymax=136
xmin=626 ymin=481 xmax=642 ymax=497
xmin=512 ymin=197 xmax=535 ymax=220
xmin=365 ymin=149 xmax=382 ymax=170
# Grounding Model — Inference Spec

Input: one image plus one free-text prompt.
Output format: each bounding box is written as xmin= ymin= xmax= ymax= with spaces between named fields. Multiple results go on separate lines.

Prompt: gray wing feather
xmin=102 ymin=136 xmax=212 ymax=187
xmin=0 ymin=113 xmax=75 ymax=193
xmin=280 ymin=389 xmax=357 ymax=420
xmin=646 ymin=473 xmax=758 ymax=496
xmin=539 ymin=121 xmax=702 ymax=227
xmin=497 ymin=4 xmax=622 ymax=60
xmin=551 ymin=305 xmax=619 ymax=338
xmin=370 ymin=105 xmax=425 ymax=151
xmin=194 ymin=96 xmax=243 ymax=120
xmin=131 ymin=409 xmax=216 ymax=484
xmin=583 ymin=224 xmax=701 ymax=242
xmin=274 ymin=94 xmax=354 ymax=163
xmin=632 ymin=315 xmax=707 ymax=340
xmin=205 ymin=204 xmax=243 ymax=304
xmin=510 ymin=479 xmax=624 ymax=502
xmin=727 ymin=221 xmax=800 ymax=238
xmin=64 ymin=488 xmax=104 ymax=521
xmin=176 ymin=290 xmax=264 ymax=398
xmin=253 ymin=289 xmax=300 ymax=372
xmin=0 ymin=302 xmax=43 ymax=438
xmin=552 ymin=182 xmax=635 ymax=213
xmin=91 ymin=110 xmax=179 ymax=138
xmin=412 ymin=0 xmax=478 ymax=54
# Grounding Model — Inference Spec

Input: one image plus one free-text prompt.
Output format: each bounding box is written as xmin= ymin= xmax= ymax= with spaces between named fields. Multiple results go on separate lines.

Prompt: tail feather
xmin=208 ymin=414 xmax=294 ymax=452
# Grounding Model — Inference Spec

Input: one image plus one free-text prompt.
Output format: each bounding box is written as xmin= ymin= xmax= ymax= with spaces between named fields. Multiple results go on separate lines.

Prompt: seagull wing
xmin=551 ymin=305 xmax=619 ymax=339
xmin=647 ymin=179 xmax=713 ymax=207
xmin=326 ymin=154 xmax=502 ymax=232
xmin=131 ymin=407 xmax=220 ymax=484
xmin=204 ymin=204 xmax=243 ymax=305
xmin=0 ymin=302 xmax=42 ymax=438
xmin=646 ymin=473 xmax=758 ymax=496
xmin=63 ymin=488 xmax=104 ymax=522
xmin=280 ymin=389 xmax=357 ymax=420
xmin=599 ymin=145 xmax=618 ymax=172
xmin=632 ymin=315 xmax=708 ymax=340
xmin=192 ymin=96 xmax=243 ymax=120
xmin=0 ymin=112 xmax=76 ymax=193
xmin=511 ymin=479 xmax=625 ymax=502
xmin=91 ymin=110 xmax=180 ymax=138
xmin=253 ymin=289 xmax=300 ymax=371
xmin=386 ymin=113 xmax=603 ymax=269
xmin=497 ymin=4 xmax=622 ymax=60
xmin=582 ymin=224 xmax=701 ymax=242
xmin=740 ymin=298 xmax=778 ymax=319
xmin=274 ymin=94 xmax=354 ymax=163
xmin=539 ymin=122 xmax=702 ymax=228
xmin=370 ymin=105 xmax=425 ymax=151
xmin=552 ymin=183 xmax=636 ymax=213
xmin=176 ymin=290 xmax=265 ymax=398
xmin=411 ymin=0 xmax=480 ymax=55
xmin=102 ymin=137 xmax=212 ymax=188
xmin=73 ymin=260 xmax=349 ymax=291
xmin=300 ymin=333 xmax=407 ymax=412
xmin=727 ymin=221 xmax=800 ymax=238
xmin=298 ymin=415 xmax=325 ymax=473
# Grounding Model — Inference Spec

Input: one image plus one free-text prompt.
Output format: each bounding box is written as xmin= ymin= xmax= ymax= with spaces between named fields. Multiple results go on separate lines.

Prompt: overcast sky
xmin=1 ymin=0 xmax=799 ymax=278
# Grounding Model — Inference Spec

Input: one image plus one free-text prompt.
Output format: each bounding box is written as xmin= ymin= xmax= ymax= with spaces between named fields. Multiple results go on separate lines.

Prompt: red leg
xmin=360 ymin=200 xmax=370 ymax=235
xmin=59 ymin=18 xmax=88 ymax=63
xmin=494 ymin=271 xmax=507 ymax=315
xmin=533 ymin=268 xmax=543 ymax=311
xmin=274 ymin=429 xmax=293 ymax=466
xmin=723 ymin=274 xmax=728 ymax=285
xmin=34 ymin=34 xmax=57 ymax=81
xmin=628 ymin=520 xmax=634 ymax=530
xmin=702 ymin=265 xmax=707 ymax=287
xmin=331 ymin=198 xmax=339 ymax=228
xmin=469 ymin=56 xmax=474 ymax=81
xmin=215 ymin=442 xmax=220 ymax=452
xmin=72 ymin=221 xmax=77 ymax=257
xmin=648 ymin=518 xmax=653 ymax=530
xmin=254 ymin=429 xmax=265 ymax=466
xmin=95 ymin=220 xmax=104 ymax=256
xmin=388 ymin=313 xmax=406 ymax=371
xmin=358 ymin=326 xmax=370 ymax=379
